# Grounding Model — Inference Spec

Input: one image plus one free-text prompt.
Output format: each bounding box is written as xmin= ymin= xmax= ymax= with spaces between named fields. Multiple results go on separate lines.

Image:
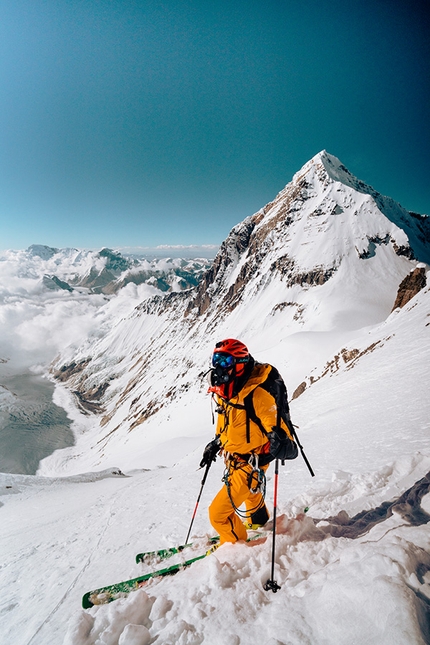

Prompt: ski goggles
xmin=212 ymin=352 xmax=235 ymax=369
xmin=212 ymin=352 xmax=249 ymax=369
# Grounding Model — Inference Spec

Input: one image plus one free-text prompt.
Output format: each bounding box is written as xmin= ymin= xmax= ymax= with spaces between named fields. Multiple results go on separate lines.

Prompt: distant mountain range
xmin=12 ymin=244 xmax=213 ymax=295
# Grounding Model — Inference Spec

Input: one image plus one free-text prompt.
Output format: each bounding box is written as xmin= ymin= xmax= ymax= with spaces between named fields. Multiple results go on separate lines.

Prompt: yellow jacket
xmin=214 ymin=363 xmax=293 ymax=455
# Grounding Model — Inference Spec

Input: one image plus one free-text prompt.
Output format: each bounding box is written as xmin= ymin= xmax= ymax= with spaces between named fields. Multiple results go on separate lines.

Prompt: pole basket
xmin=263 ymin=578 xmax=281 ymax=593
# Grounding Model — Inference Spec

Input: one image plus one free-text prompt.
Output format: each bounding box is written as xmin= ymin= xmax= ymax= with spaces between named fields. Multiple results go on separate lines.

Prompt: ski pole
xmin=264 ymin=458 xmax=281 ymax=593
xmin=185 ymin=461 xmax=212 ymax=545
xmin=286 ymin=413 xmax=315 ymax=477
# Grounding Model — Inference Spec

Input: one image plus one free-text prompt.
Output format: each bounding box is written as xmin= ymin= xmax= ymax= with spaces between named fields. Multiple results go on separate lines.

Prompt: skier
xmin=200 ymin=339 xmax=297 ymax=544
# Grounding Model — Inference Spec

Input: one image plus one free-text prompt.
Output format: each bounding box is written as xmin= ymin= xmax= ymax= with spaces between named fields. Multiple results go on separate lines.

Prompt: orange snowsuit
xmin=209 ymin=363 xmax=294 ymax=543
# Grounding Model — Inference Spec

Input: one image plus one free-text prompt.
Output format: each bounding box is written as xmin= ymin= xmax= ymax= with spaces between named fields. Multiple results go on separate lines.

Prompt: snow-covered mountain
xmin=45 ymin=150 xmax=429 ymax=475
xmin=1 ymin=151 xmax=429 ymax=645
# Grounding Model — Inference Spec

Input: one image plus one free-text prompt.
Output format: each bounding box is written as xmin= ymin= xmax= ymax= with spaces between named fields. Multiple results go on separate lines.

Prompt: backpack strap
xmin=243 ymin=389 xmax=270 ymax=442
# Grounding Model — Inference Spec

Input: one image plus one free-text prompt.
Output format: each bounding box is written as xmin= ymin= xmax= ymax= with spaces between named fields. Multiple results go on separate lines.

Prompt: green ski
xmin=83 ymin=532 xmax=267 ymax=609
xmin=82 ymin=544 xmax=218 ymax=609
xmin=135 ymin=524 xmax=273 ymax=564
xmin=135 ymin=535 xmax=220 ymax=564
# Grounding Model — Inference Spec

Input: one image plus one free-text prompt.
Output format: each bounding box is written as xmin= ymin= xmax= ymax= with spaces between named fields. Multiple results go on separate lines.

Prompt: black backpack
xmin=243 ymin=365 xmax=299 ymax=463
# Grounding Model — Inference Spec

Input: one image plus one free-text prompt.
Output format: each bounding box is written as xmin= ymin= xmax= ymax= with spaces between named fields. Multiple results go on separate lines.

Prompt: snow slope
xmin=1 ymin=284 xmax=429 ymax=643
xmin=0 ymin=151 xmax=429 ymax=644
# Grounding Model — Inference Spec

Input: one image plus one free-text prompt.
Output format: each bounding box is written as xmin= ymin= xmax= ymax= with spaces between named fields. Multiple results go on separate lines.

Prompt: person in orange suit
xmin=201 ymin=339 xmax=297 ymax=544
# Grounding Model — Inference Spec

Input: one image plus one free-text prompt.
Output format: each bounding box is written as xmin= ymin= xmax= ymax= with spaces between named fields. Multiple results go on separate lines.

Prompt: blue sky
xmin=1 ymin=0 xmax=429 ymax=252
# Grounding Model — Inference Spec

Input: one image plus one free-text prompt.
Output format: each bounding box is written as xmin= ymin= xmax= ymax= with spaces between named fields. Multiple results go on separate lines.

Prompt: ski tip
xmin=82 ymin=592 xmax=93 ymax=609
xmin=82 ymin=590 xmax=115 ymax=608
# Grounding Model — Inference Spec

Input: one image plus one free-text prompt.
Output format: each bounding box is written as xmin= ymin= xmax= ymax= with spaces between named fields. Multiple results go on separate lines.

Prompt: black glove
xmin=269 ymin=427 xmax=298 ymax=461
xmin=200 ymin=437 xmax=221 ymax=468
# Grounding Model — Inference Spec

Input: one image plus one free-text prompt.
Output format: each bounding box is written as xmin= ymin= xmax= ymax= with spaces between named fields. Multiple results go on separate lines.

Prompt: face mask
xmin=210 ymin=364 xmax=234 ymax=386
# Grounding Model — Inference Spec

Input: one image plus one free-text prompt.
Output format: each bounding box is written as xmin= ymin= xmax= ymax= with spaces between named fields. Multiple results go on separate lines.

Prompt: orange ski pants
xmin=208 ymin=462 xmax=268 ymax=544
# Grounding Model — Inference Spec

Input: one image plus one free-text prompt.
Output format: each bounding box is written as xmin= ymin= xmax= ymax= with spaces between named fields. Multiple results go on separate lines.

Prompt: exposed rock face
xmin=77 ymin=266 xmax=118 ymax=292
xmin=53 ymin=359 xmax=92 ymax=382
xmin=98 ymin=248 xmax=131 ymax=272
xmin=53 ymin=359 xmax=108 ymax=414
xmin=292 ymin=381 xmax=307 ymax=400
xmin=392 ymin=267 xmax=427 ymax=311
xmin=292 ymin=341 xmax=389 ymax=400
xmin=185 ymin=216 xmax=259 ymax=316
xmin=42 ymin=275 xmax=74 ymax=291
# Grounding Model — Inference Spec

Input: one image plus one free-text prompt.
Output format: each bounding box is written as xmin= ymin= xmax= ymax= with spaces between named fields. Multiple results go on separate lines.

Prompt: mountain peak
xmin=27 ymin=244 xmax=59 ymax=260
xmin=293 ymin=150 xmax=374 ymax=195
xmin=284 ymin=152 xmax=430 ymax=264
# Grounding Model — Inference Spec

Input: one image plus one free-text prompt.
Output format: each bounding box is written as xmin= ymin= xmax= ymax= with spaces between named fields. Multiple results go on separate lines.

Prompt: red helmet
xmin=213 ymin=339 xmax=249 ymax=362
xmin=208 ymin=339 xmax=250 ymax=399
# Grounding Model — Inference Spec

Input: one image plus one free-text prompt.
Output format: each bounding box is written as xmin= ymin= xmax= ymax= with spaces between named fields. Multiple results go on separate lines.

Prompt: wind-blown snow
xmin=0 ymin=153 xmax=429 ymax=644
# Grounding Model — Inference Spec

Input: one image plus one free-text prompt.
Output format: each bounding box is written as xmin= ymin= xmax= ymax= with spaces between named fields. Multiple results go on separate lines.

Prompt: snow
xmin=2 ymin=451 xmax=429 ymax=643
xmin=2 ymin=298 xmax=429 ymax=645
xmin=1 ymin=155 xmax=430 ymax=644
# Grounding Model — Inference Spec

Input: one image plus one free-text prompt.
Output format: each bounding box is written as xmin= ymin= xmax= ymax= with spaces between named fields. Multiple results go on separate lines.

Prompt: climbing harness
xmin=221 ymin=452 xmax=267 ymax=519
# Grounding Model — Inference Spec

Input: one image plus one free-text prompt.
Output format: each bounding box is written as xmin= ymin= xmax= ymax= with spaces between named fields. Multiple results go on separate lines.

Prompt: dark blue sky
xmin=1 ymin=0 xmax=429 ymax=251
